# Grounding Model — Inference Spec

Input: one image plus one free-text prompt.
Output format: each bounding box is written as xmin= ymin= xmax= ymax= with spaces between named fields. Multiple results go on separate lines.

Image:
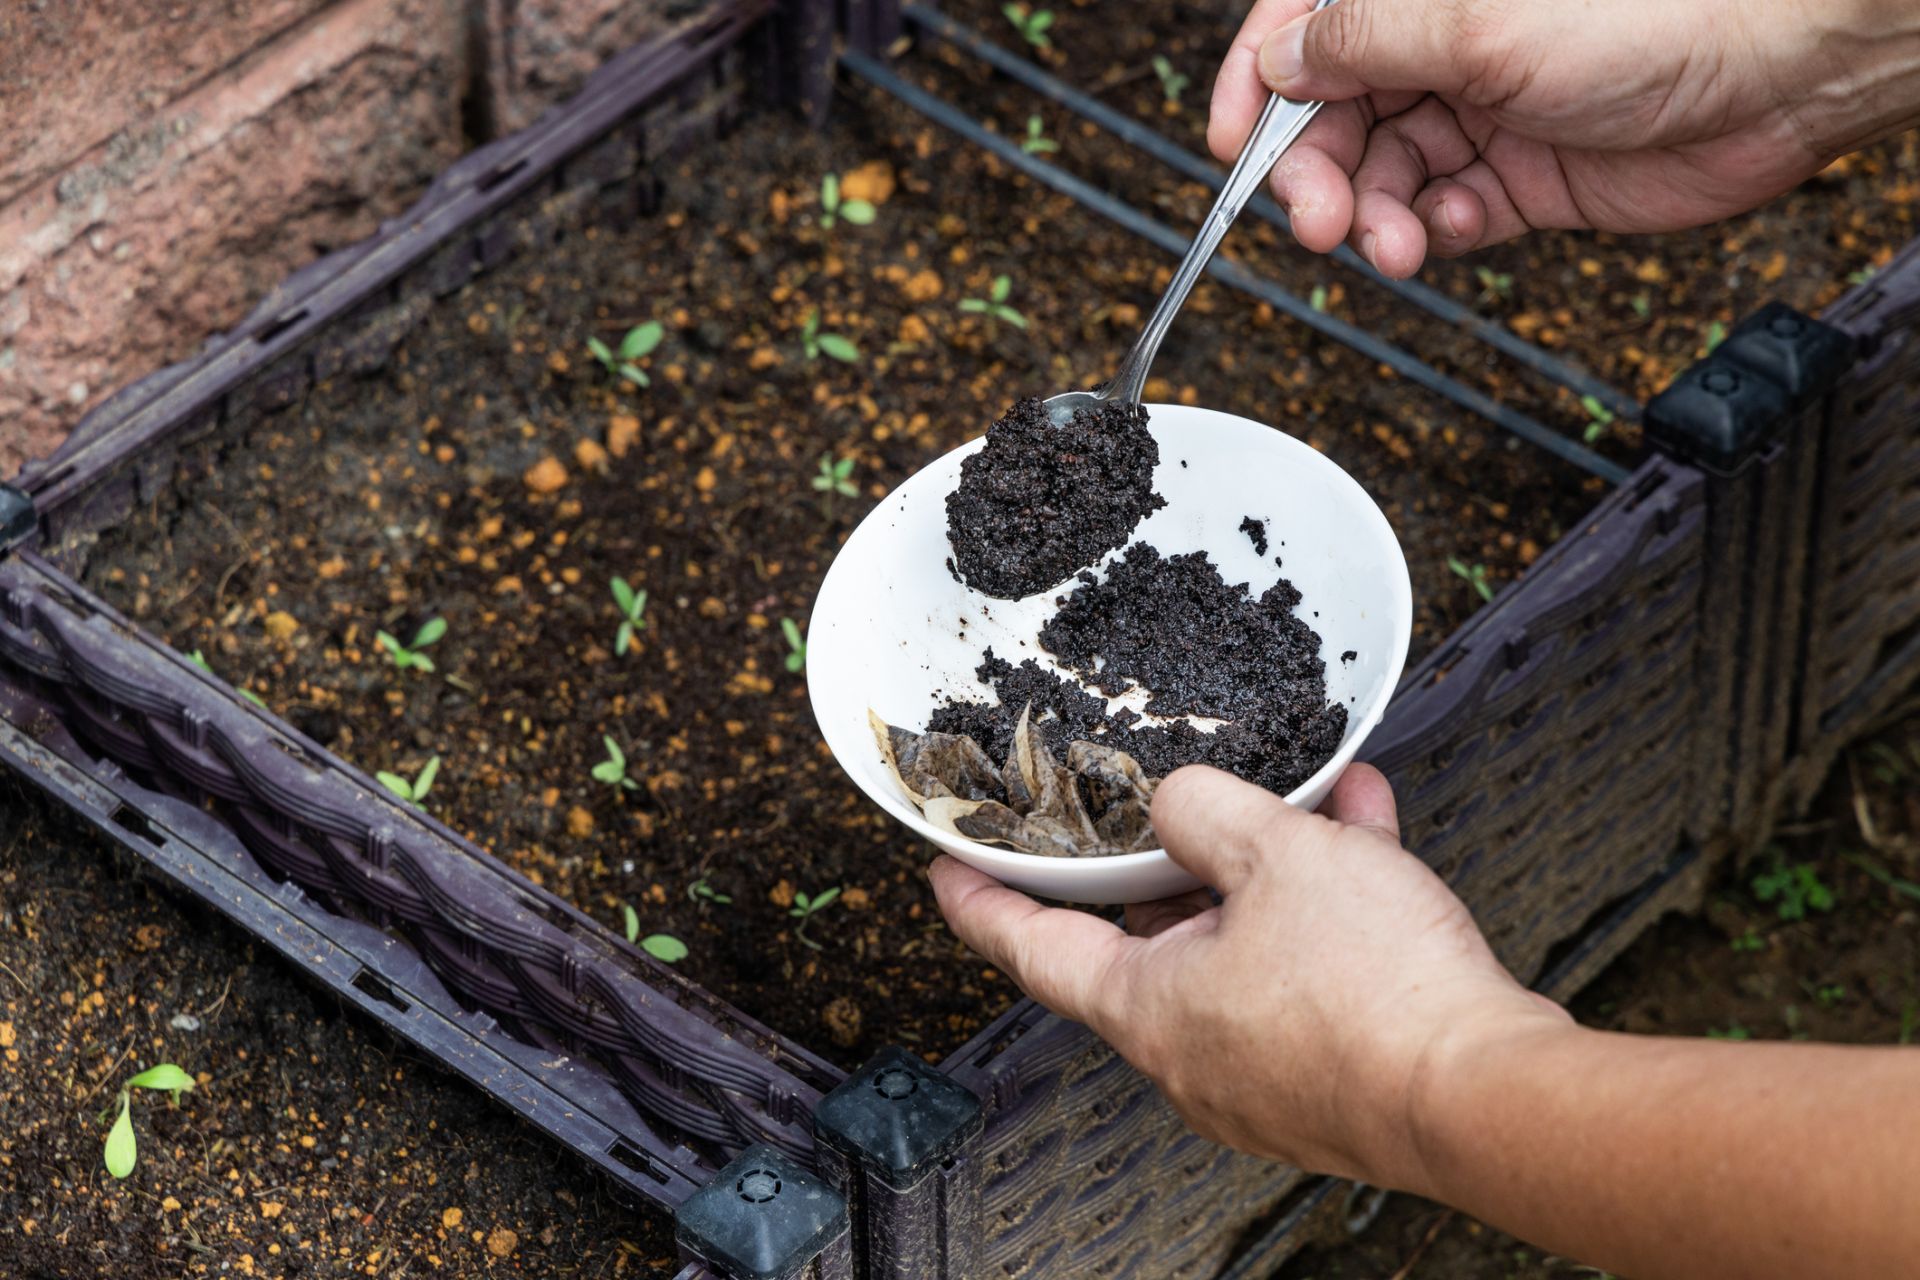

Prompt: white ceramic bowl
xmin=808 ymin=404 xmax=1412 ymax=903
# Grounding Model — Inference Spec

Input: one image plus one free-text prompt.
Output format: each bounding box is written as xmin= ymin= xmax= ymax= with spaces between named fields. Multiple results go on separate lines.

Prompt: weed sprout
xmin=376 ymin=617 xmax=447 ymax=673
xmin=1020 ymin=115 xmax=1058 ymax=155
xmin=781 ymin=618 xmax=807 ymax=673
xmin=593 ymin=736 xmax=639 ymax=791
xmin=1002 ymin=3 xmax=1054 ymax=50
xmin=103 ymin=1063 xmax=196 ymax=1179
xmin=1751 ymin=857 xmax=1835 ymax=921
xmin=688 ymin=876 xmax=733 ymax=905
xmin=587 ymin=322 xmax=666 ymax=388
xmin=813 ymin=453 xmax=858 ymax=508
xmin=1580 ymin=395 xmax=1617 ymax=445
xmin=801 ymin=309 xmax=860 ymax=364
xmin=789 ymin=886 xmax=841 ymax=950
xmin=958 ymin=275 xmax=1028 ymax=329
xmin=1446 ymin=556 xmax=1494 ymax=603
xmin=1474 ymin=266 xmax=1514 ymax=304
xmin=1150 ymin=56 xmax=1190 ymax=103
xmin=621 ymin=904 xmax=689 ymax=963
xmin=611 ymin=576 xmax=649 ymax=656
xmin=376 ymin=755 xmax=441 ymax=807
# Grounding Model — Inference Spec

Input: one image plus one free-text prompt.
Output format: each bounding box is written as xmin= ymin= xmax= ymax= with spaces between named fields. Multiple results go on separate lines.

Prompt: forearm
xmin=1406 ymin=1022 xmax=1920 ymax=1279
xmin=1773 ymin=0 xmax=1920 ymax=157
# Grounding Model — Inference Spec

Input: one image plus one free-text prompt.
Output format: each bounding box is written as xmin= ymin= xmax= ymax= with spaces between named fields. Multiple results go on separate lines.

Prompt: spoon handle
xmin=1105 ymin=1 xmax=1335 ymax=407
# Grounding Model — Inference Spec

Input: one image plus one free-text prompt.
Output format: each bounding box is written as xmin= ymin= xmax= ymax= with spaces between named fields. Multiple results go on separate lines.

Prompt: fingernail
xmin=1360 ymin=231 xmax=1379 ymax=267
xmin=1431 ymin=200 xmax=1459 ymax=240
xmin=1258 ymin=16 xmax=1309 ymax=86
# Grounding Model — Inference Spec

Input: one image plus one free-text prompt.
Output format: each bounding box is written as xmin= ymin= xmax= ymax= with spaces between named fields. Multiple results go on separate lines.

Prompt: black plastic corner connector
xmin=813 ymin=1047 xmax=984 ymax=1191
xmin=1644 ymin=303 xmax=1854 ymax=477
xmin=675 ymin=1145 xmax=849 ymax=1280
xmin=0 ymin=485 xmax=35 ymax=554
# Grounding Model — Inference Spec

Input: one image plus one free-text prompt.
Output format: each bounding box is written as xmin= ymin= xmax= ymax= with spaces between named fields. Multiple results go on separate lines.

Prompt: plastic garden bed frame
xmin=3 ymin=3 xmax=1919 ymax=1277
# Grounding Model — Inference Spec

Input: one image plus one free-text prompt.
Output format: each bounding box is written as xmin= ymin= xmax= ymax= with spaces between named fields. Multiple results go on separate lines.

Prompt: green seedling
xmin=587 ymin=322 xmax=666 ymax=388
xmin=1020 ymin=114 xmax=1058 ymax=155
xmin=958 ymin=275 xmax=1028 ymax=329
xmin=1848 ymin=266 xmax=1878 ymax=286
xmin=1475 ymin=266 xmax=1513 ymax=304
xmin=818 ymin=174 xmax=877 ymax=230
xmin=801 ymin=309 xmax=860 ymax=364
xmin=103 ymin=1063 xmax=196 ymax=1179
xmin=789 ymin=886 xmax=841 ymax=950
xmin=376 ymin=755 xmax=440 ymax=807
xmin=1581 ymin=394 xmax=1617 ymax=445
xmin=376 ymin=617 xmax=447 ymax=673
xmin=610 ymin=576 xmax=649 ymax=657
xmin=688 ymin=876 xmax=733 ymax=905
xmin=593 ymin=736 xmax=639 ymax=791
xmin=1751 ymin=855 xmax=1835 ymax=921
xmin=1630 ymin=293 xmax=1652 ymax=320
xmin=620 ymin=905 xmax=689 ymax=963
xmin=781 ymin=617 xmax=807 ymax=673
xmin=1814 ymin=984 xmax=1847 ymax=1008
xmin=1730 ymin=927 xmax=1765 ymax=953
xmin=1002 ymin=2 xmax=1055 ymax=50
xmin=1447 ymin=556 xmax=1494 ymax=603
xmin=1703 ymin=320 xmax=1728 ymax=353
xmin=1308 ymin=285 xmax=1329 ymax=314
xmin=186 ymin=649 xmax=267 ymax=708
xmin=813 ymin=453 xmax=858 ymax=505
xmin=1150 ymin=56 xmax=1190 ymax=103
xmin=1706 ymin=1021 xmax=1751 ymax=1042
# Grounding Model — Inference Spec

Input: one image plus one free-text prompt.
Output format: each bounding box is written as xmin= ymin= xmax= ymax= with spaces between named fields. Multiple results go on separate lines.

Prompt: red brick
xmin=0 ymin=0 xmax=463 ymax=475
xmin=0 ymin=0 xmax=336 ymax=207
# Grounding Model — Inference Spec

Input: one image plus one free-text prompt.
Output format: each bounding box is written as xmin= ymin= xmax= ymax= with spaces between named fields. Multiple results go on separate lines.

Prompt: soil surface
xmin=945 ymin=395 xmax=1164 ymax=599
xmin=0 ymin=780 xmax=681 ymax=1279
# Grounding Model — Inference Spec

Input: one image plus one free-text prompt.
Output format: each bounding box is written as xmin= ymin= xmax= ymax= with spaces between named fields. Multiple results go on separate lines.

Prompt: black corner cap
xmin=675 ymin=1146 xmax=848 ymax=1280
xmin=1716 ymin=302 xmax=1855 ymax=405
xmin=813 ymin=1046 xmax=984 ymax=1191
xmin=1644 ymin=354 xmax=1793 ymax=477
xmin=0 ymin=485 xmax=34 ymax=552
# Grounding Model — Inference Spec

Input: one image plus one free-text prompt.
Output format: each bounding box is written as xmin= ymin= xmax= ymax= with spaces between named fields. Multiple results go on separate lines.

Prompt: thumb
xmin=1257 ymin=0 xmax=1496 ymax=103
xmin=1151 ymin=765 xmax=1331 ymax=894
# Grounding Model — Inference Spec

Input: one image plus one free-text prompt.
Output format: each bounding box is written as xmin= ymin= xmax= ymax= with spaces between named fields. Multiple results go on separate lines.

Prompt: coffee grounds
xmin=1240 ymin=516 xmax=1269 ymax=556
xmin=945 ymin=396 xmax=1165 ymax=599
xmin=930 ymin=546 xmax=1348 ymax=797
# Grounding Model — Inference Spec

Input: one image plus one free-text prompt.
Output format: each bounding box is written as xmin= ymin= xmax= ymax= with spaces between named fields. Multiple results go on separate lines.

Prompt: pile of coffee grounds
xmin=930 ymin=546 xmax=1348 ymax=797
xmin=1240 ymin=516 xmax=1269 ymax=556
xmin=945 ymin=396 xmax=1165 ymax=598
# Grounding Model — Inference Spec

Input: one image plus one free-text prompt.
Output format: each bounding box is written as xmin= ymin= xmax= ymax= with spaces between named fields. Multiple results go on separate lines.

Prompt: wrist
xmin=1767 ymin=0 xmax=1920 ymax=158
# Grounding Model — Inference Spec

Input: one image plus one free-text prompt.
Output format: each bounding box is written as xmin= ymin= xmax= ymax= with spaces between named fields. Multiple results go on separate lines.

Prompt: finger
xmin=1151 ymin=765 xmax=1325 ymax=893
xmin=929 ymin=856 xmax=1137 ymax=1029
xmin=1321 ymin=762 xmax=1400 ymax=842
xmin=1267 ymin=104 xmax=1366 ymax=253
xmin=1349 ymin=97 xmax=1480 ymax=277
xmin=1208 ymin=0 xmax=1319 ymax=163
xmin=1410 ymin=177 xmax=1490 ymax=258
xmin=1125 ymin=888 xmax=1217 ymax=939
xmin=1258 ymin=0 xmax=1516 ymax=104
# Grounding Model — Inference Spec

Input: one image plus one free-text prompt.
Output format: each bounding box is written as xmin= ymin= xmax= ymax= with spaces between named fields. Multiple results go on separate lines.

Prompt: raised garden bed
xmin=3 ymin=1 xmax=1919 ymax=1276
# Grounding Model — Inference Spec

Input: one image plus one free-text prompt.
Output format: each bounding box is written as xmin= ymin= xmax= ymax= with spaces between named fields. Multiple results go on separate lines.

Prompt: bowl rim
xmin=808 ymin=403 xmax=1415 ymax=880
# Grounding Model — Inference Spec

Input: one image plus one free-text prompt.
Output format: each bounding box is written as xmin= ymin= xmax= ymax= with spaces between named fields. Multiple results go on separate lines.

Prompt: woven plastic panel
xmin=1797 ymin=240 xmax=1920 ymax=788
xmin=1368 ymin=458 xmax=1708 ymax=980
xmin=0 ymin=552 xmax=833 ymax=1171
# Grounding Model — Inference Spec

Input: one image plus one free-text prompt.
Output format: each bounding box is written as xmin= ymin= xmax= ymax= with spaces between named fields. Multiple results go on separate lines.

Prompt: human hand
xmin=929 ymin=763 xmax=1567 ymax=1190
xmin=1209 ymin=0 xmax=1920 ymax=278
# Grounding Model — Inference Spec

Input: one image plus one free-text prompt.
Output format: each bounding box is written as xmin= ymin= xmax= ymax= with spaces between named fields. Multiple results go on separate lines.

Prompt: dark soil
xmin=0 ymin=780 xmax=681 ymax=1279
xmin=944 ymin=395 xmax=1164 ymax=598
xmin=929 ymin=543 xmax=1345 ymax=795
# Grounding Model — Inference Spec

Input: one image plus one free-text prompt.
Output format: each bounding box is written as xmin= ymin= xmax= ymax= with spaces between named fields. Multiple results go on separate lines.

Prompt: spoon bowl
xmin=807 ymin=404 xmax=1413 ymax=904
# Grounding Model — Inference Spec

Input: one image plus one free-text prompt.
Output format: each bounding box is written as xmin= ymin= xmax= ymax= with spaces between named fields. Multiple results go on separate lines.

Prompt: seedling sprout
xmin=789 ymin=886 xmax=841 ymax=950
xmin=818 ymin=173 xmax=877 ymax=230
xmin=611 ymin=576 xmax=649 ymax=656
xmin=1150 ymin=56 xmax=1190 ymax=104
xmin=1474 ymin=266 xmax=1514 ymax=304
xmin=377 ymin=755 xmax=441 ymax=807
xmin=1447 ymin=556 xmax=1494 ymax=603
xmin=813 ymin=453 xmax=858 ymax=510
xmin=801 ymin=309 xmax=860 ymax=363
xmin=781 ymin=617 xmax=807 ymax=673
xmin=1020 ymin=115 xmax=1058 ymax=155
xmin=1580 ymin=394 xmax=1617 ymax=445
xmin=102 ymin=1063 xmax=196 ymax=1179
xmin=593 ymin=736 xmax=639 ymax=790
xmin=587 ymin=322 xmax=666 ymax=388
xmin=688 ymin=876 xmax=733 ymax=905
xmin=1002 ymin=3 xmax=1055 ymax=50
xmin=621 ymin=904 xmax=689 ymax=963
xmin=958 ymin=275 xmax=1028 ymax=329
xmin=376 ymin=617 xmax=447 ymax=673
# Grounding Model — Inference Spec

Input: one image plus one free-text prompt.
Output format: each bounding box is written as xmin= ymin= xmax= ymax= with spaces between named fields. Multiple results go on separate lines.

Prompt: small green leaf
xmin=592 ymin=761 xmax=621 ymax=785
xmin=842 ymin=200 xmax=876 ymax=226
xmin=186 ymin=650 xmax=213 ymax=674
xmin=241 ymin=688 xmax=267 ymax=708
xmin=990 ymin=275 xmax=1011 ymax=303
xmin=376 ymin=631 xmax=402 ymax=658
xmin=816 ymin=334 xmax=860 ymax=363
xmin=587 ymin=336 xmax=614 ymax=366
xmin=104 ymin=1093 xmax=136 ymax=1179
xmin=998 ymin=307 xmax=1030 ymax=330
xmin=126 ymin=1064 xmax=195 ymax=1094
xmin=603 ymin=736 xmax=625 ymax=770
xmin=641 ymin=933 xmax=689 ymax=963
xmin=413 ymin=617 xmax=447 ymax=649
xmin=618 ymin=363 xmax=650 ymax=387
xmin=616 ymin=620 xmax=634 ymax=656
xmin=809 ymin=887 xmax=842 ymax=911
xmin=1028 ymin=10 xmax=1053 ymax=31
xmin=376 ymin=772 xmax=413 ymax=801
xmin=1580 ymin=395 xmax=1616 ymax=425
xmin=622 ymin=322 xmax=665 ymax=360
xmin=413 ymin=755 xmax=441 ymax=800
xmin=623 ymin=904 xmax=641 ymax=944
xmin=611 ymin=577 xmax=637 ymax=616
xmin=802 ymin=309 xmax=820 ymax=340
xmin=1309 ymin=285 xmax=1329 ymax=313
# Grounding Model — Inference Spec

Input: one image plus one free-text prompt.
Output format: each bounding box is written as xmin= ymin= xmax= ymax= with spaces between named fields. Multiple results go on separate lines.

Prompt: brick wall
xmin=0 ymin=0 xmax=697 ymax=477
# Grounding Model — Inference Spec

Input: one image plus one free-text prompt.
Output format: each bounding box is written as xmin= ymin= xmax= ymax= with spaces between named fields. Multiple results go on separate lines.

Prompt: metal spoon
xmin=1044 ymin=0 xmax=1337 ymax=424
